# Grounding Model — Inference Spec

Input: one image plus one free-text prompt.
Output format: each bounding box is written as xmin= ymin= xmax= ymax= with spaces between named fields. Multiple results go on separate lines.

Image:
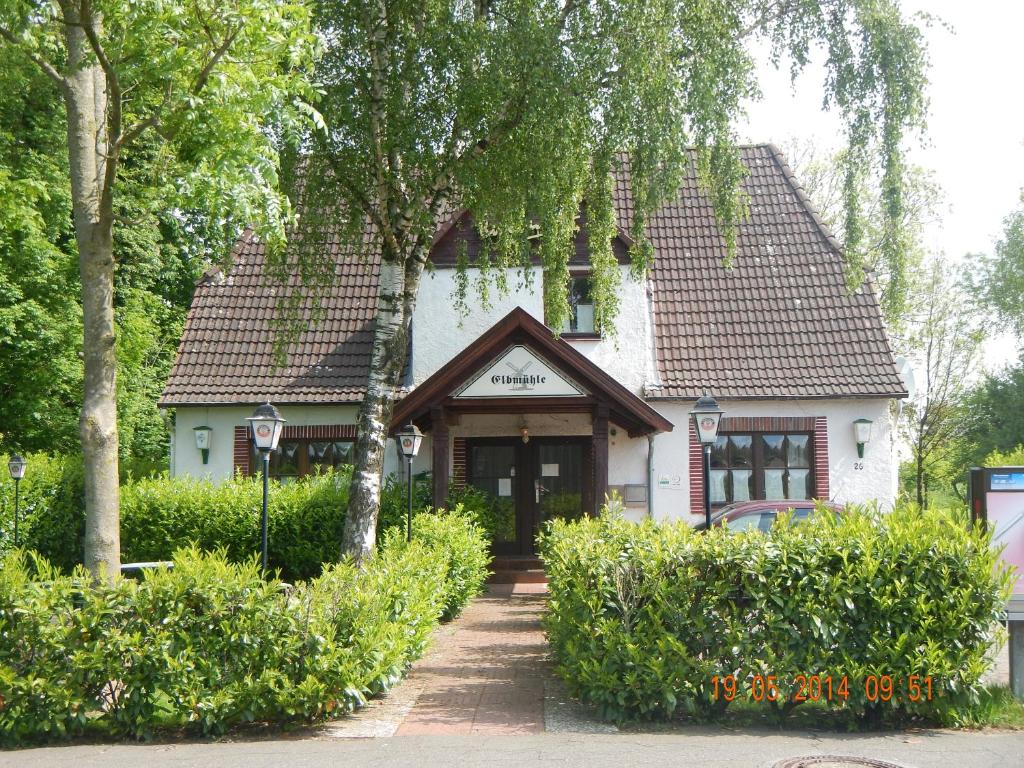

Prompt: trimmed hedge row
xmin=0 ymin=509 xmax=489 ymax=745
xmin=0 ymin=454 xmax=352 ymax=580
xmin=540 ymin=505 xmax=1012 ymax=726
xmin=1 ymin=453 xmax=496 ymax=580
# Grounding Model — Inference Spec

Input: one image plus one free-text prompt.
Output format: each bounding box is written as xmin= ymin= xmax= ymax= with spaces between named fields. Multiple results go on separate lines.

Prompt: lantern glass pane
xmin=693 ymin=411 xmax=721 ymax=444
xmin=8 ymin=458 xmax=26 ymax=480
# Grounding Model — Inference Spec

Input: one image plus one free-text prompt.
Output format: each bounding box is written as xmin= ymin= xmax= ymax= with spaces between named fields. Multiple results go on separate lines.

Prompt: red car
xmin=693 ymin=500 xmax=844 ymax=532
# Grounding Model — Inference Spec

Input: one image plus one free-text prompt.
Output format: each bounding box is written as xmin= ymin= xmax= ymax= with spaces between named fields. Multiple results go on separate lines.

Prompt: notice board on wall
xmin=969 ymin=466 xmax=1024 ymax=620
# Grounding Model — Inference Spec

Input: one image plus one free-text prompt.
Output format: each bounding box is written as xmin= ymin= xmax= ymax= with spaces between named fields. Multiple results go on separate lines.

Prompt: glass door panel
xmin=535 ymin=442 xmax=585 ymax=530
xmin=468 ymin=443 xmax=518 ymax=547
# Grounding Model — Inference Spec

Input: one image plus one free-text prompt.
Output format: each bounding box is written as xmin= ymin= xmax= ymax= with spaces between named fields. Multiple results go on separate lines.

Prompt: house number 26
xmin=853 ymin=462 xmax=864 ymax=470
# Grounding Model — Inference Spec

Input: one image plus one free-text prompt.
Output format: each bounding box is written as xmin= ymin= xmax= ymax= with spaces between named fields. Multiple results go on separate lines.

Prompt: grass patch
xmin=956 ymin=686 xmax=1024 ymax=729
xmin=618 ymin=687 xmax=1024 ymax=733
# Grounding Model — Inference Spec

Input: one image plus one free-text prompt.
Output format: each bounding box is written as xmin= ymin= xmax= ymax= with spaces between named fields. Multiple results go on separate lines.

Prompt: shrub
xmin=408 ymin=506 xmax=491 ymax=619
xmin=540 ymin=504 xmax=1013 ymax=726
xmin=378 ymin=472 xmax=505 ymax=543
xmin=120 ymin=469 xmax=351 ymax=581
xmin=0 ymin=532 xmax=457 ymax=745
xmin=0 ymin=552 xmax=92 ymax=743
xmin=0 ymin=453 xmax=85 ymax=571
xmin=0 ymin=459 xmax=351 ymax=581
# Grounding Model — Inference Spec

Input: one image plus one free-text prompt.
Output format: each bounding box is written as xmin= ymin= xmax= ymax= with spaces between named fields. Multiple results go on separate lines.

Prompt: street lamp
xmin=397 ymin=423 xmax=423 ymax=542
xmin=247 ymin=403 xmax=285 ymax=572
xmin=690 ymin=393 xmax=724 ymax=530
xmin=7 ymin=454 xmax=26 ymax=547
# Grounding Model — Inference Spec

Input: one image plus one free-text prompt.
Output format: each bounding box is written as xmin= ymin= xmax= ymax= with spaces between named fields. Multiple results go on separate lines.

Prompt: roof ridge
xmin=763 ymin=143 xmax=905 ymax=394
xmin=762 ymin=143 xmax=846 ymax=255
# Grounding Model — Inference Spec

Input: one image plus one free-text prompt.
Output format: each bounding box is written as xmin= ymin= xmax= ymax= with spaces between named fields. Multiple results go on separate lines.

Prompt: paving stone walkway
xmin=396 ymin=591 xmax=550 ymax=735
xmin=322 ymin=586 xmax=614 ymax=738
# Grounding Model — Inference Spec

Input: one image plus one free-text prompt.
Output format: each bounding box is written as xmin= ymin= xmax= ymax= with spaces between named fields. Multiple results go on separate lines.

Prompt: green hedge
xmin=0 ymin=506 xmax=489 ymax=745
xmin=408 ymin=506 xmax=491 ymax=619
xmin=0 ymin=453 xmax=86 ymax=571
xmin=540 ymin=505 xmax=1012 ymax=727
xmin=2 ymin=454 xmax=494 ymax=582
xmin=120 ymin=470 xmax=352 ymax=582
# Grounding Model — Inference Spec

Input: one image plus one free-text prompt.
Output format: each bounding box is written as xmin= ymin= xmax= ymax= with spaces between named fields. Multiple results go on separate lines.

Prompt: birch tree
xmin=784 ymin=137 xmax=944 ymax=334
xmin=902 ymin=259 xmax=983 ymax=507
xmin=283 ymin=0 xmax=929 ymax=561
xmin=0 ymin=1 xmax=314 ymax=580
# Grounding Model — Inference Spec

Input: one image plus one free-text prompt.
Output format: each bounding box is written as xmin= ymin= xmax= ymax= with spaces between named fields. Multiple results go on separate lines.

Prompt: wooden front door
xmin=467 ymin=436 xmax=591 ymax=555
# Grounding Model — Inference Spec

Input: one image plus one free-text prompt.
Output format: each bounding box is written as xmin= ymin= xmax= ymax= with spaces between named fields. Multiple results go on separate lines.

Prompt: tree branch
xmin=116 ymin=23 xmax=240 ymax=153
xmin=191 ymin=24 xmax=242 ymax=96
xmin=0 ymin=25 xmax=68 ymax=91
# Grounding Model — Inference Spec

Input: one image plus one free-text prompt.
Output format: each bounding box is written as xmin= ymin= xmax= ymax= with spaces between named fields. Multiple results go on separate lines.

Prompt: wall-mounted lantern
xmin=193 ymin=426 xmax=213 ymax=465
xmin=519 ymin=416 xmax=530 ymax=444
xmin=853 ymin=418 xmax=873 ymax=459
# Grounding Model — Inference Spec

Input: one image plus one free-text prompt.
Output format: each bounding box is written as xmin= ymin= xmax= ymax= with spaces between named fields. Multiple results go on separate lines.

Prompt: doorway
xmin=466 ymin=436 xmax=592 ymax=555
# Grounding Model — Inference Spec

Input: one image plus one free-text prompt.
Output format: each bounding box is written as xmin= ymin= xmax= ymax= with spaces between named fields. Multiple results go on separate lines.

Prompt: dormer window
xmin=561 ymin=274 xmax=597 ymax=336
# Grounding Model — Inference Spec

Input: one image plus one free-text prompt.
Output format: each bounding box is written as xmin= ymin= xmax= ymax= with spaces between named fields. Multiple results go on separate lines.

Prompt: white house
xmin=159 ymin=144 xmax=905 ymax=555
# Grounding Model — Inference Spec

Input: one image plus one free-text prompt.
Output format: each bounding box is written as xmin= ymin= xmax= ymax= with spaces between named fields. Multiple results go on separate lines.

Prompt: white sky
xmin=737 ymin=0 xmax=1024 ymax=369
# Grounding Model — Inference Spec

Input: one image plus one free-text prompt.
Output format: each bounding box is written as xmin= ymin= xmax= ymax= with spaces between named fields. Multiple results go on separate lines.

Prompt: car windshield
xmin=725 ymin=513 xmax=773 ymax=532
xmin=720 ymin=506 xmax=819 ymax=532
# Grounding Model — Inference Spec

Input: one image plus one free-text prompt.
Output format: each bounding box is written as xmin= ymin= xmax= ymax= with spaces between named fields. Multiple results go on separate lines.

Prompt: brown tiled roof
xmin=160 ymin=144 xmax=905 ymax=406
xmin=638 ymin=144 xmax=905 ymax=399
xmin=159 ymin=229 xmax=378 ymax=405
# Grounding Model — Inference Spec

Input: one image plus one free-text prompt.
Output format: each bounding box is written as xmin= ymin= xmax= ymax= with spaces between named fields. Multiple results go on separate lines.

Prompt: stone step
xmin=487 ymin=569 xmax=548 ymax=584
xmin=490 ymin=556 xmax=544 ymax=571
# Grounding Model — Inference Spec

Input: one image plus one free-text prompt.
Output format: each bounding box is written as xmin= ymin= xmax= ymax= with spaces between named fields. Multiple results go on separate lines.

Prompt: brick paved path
xmin=395 ymin=592 xmax=550 ymax=735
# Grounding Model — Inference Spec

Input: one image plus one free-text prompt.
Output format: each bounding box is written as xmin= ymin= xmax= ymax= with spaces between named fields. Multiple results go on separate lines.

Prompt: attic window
xmin=560 ymin=275 xmax=596 ymax=335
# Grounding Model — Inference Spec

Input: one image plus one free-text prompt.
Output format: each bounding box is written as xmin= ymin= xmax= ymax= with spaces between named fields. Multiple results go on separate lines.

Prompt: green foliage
xmin=377 ymin=471 xmax=512 ymax=544
xmin=287 ymin=0 xmax=926 ymax=348
xmin=960 ymin=354 xmax=1024 ymax=468
xmin=0 ymin=529 xmax=476 ymax=745
xmin=0 ymin=56 xmax=81 ymax=453
xmin=0 ymin=453 xmax=85 ymax=571
xmin=1 ymin=460 xmax=495 ymax=594
xmin=982 ymin=445 xmax=1024 ymax=467
xmin=0 ymin=553 xmax=93 ymax=743
xmin=407 ymin=507 xmax=491 ymax=620
xmin=540 ymin=505 xmax=1012 ymax=726
xmin=784 ymin=138 xmax=942 ymax=334
xmin=899 ymin=258 xmax=983 ymax=507
xmin=0 ymin=457 xmax=351 ymax=581
xmin=120 ymin=470 xmax=353 ymax=583
xmin=968 ymin=199 xmax=1024 ymax=337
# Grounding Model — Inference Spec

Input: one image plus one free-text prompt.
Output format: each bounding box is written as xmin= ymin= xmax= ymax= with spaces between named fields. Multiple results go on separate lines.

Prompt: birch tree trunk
xmin=342 ymin=249 xmax=428 ymax=561
xmin=63 ymin=12 xmax=121 ymax=581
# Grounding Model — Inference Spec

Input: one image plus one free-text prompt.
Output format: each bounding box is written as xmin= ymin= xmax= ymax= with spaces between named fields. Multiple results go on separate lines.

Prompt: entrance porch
xmin=391 ymin=308 xmax=672 ymax=555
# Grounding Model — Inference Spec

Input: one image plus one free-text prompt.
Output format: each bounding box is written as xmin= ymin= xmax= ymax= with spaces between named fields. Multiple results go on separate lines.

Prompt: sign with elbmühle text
xmin=454 ymin=345 xmax=586 ymax=399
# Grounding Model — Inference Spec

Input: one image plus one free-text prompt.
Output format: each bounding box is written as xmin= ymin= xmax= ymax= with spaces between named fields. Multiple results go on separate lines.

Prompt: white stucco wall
xmin=412 ymin=265 xmax=655 ymax=394
xmin=170 ymin=397 xmax=897 ymax=529
xmin=646 ymin=398 xmax=898 ymax=522
xmin=171 ymin=404 xmax=360 ymax=479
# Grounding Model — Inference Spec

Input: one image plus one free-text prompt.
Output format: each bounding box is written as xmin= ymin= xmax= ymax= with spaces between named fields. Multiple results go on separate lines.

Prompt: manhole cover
xmin=774 ymin=758 xmax=910 ymax=768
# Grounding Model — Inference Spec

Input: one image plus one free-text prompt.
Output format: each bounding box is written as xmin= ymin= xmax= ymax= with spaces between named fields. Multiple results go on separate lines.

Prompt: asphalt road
xmin=4 ymin=729 xmax=1022 ymax=768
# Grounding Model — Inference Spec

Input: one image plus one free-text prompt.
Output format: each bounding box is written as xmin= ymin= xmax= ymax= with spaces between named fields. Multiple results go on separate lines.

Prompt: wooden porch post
xmin=592 ymin=403 xmax=609 ymax=514
xmin=431 ymin=406 xmax=449 ymax=510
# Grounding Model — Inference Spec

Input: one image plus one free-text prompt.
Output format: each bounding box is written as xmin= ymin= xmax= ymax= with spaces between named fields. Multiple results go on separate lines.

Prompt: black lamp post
xmin=397 ymin=423 xmax=423 ymax=542
xmin=246 ymin=403 xmax=285 ymax=571
xmin=690 ymin=393 xmax=724 ymax=530
xmin=8 ymin=454 xmax=26 ymax=547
